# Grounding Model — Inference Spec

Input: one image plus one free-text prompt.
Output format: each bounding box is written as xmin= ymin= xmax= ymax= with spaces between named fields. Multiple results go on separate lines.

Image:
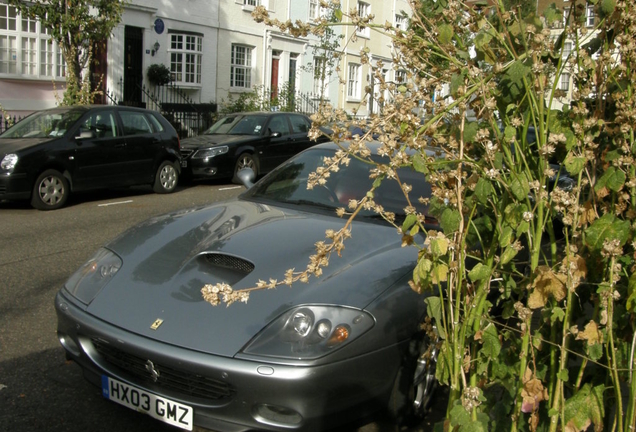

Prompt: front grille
xmin=180 ymin=148 xmax=194 ymax=159
xmin=92 ymin=339 xmax=235 ymax=401
xmin=204 ymin=253 xmax=255 ymax=274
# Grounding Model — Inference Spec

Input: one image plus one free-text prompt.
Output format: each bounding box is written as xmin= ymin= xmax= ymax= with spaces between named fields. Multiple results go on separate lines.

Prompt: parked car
xmin=0 ymin=105 xmax=181 ymax=210
xmin=54 ymin=141 xmax=441 ymax=432
xmin=179 ymin=112 xmax=329 ymax=183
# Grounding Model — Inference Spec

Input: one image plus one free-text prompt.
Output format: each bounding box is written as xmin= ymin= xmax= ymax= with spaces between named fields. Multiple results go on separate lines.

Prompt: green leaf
xmin=600 ymin=0 xmax=615 ymax=16
xmin=424 ymin=296 xmax=447 ymax=339
xmin=500 ymin=245 xmax=519 ymax=265
xmin=585 ymin=213 xmax=630 ymax=251
xmin=504 ymin=125 xmax=516 ymax=141
xmin=449 ymin=404 xmax=471 ymax=427
xmin=440 ymin=208 xmax=461 ymax=234
xmin=430 ymin=236 xmax=449 ymax=257
xmin=587 ymin=342 xmax=604 ymax=361
xmin=564 ymin=384 xmax=605 ymax=431
xmin=475 ymin=178 xmax=493 ymax=205
xmin=463 ymin=122 xmax=479 ymax=143
xmin=510 ymin=173 xmax=530 ymax=201
xmin=402 ymin=214 xmax=418 ymax=232
xmin=469 ymin=263 xmax=491 ymax=282
xmin=551 ymin=307 xmax=565 ymax=322
xmin=412 ymin=152 xmax=429 ymax=174
xmin=499 ymin=226 xmax=514 ymax=247
xmin=627 ymin=273 xmax=636 ymax=313
xmin=450 ymin=72 xmax=465 ymax=98
xmin=333 ymin=8 xmax=343 ymax=21
xmin=557 ymin=369 xmax=569 ymax=382
xmin=480 ymin=323 xmax=501 ymax=359
xmin=438 ymin=23 xmax=454 ymax=45
xmin=595 ymin=166 xmax=626 ymax=193
xmin=565 ymin=155 xmax=586 ymax=176
xmin=432 ymin=263 xmax=449 ymax=284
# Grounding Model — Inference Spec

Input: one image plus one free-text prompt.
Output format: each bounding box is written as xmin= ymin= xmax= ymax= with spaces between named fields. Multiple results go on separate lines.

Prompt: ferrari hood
xmin=86 ymin=200 xmax=417 ymax=357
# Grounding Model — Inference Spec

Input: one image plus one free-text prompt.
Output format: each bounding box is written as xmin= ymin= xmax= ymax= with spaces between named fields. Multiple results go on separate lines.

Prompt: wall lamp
xmin=151 ymin=41 xmax=160 ymax=56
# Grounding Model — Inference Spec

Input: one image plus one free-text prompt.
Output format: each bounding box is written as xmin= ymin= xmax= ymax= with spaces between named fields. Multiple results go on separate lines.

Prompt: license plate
xmin=181 ymin=160 xmax=188 ymax=168
xmin=102 ymin=376 xmax=193 ymax=430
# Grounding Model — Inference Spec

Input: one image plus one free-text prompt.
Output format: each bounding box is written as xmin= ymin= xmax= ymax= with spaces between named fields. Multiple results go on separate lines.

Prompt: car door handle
xmin=115 ymin=143 xmax=127 ymax=148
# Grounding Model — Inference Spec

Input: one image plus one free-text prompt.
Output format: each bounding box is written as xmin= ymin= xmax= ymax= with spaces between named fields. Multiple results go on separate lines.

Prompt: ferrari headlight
xmin=241 ymin=306 xmax=374 ymax=360
xmin=1 ymin=154 xmax=18 ymax=170
xmin=192 ymin=146 xmax=228 ymax=159
xmin=64 ymin=248 xmax=122 ymax=305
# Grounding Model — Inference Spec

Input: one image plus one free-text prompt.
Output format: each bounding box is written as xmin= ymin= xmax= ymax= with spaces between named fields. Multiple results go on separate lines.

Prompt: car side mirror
xmin=76 ymin=130 xmax=95 ymax=140
xmin=237 ymin=167 xmax=256 ymax=189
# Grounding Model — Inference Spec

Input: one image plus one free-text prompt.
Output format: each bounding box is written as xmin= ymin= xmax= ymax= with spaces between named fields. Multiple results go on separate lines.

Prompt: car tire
xmin=31 ymin=169 xmax=69 ymax=210
xmin=386 ymin=330 xmax=439 ymax=427
xmin=153 ymin=161 xmax=179 ymax=194
xmin=232 ymin=153 xmax=257 ymax=184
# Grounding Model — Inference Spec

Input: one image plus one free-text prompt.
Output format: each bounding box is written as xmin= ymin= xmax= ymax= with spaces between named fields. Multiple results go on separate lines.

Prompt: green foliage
xmin=7 ymin=0 xmax=125 ymax=105
xmin=147 ymin=64 xmax=172 ymax=86
xmin=236 ymin=1 xmax=636 ymax=430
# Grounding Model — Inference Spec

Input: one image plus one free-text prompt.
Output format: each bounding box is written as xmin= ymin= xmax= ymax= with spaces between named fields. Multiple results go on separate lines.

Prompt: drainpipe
xmin=263 ymin=28 xmax=269 ymax=94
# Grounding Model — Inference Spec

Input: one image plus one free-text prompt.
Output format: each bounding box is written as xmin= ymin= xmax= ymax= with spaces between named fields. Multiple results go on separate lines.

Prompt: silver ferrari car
xmin=55 ymin=142 xmax=439 ymax=431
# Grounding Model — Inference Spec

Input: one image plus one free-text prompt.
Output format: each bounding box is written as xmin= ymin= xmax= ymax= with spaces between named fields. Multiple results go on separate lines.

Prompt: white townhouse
xmin=1 ymin=0 xmax=413 ymax=122
xmin=216 ymin=0 xmax=308 ymax=107
xmin=0 ymin=0 xmax=219 ymax=120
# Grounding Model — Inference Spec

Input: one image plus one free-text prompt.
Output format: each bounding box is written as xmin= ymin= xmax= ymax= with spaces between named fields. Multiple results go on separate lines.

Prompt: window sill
xmin=0 ymin=74 xmax=66 ymax=83
xmin=346 ymin=97 xmax=362 ymax=103
xmin=171 ymin=84 xmax=202 ymax=91
xmin=356 ymin=32 xmax=370 ymax=39
xmin=229 ymin=87 xmax=253 ymax=93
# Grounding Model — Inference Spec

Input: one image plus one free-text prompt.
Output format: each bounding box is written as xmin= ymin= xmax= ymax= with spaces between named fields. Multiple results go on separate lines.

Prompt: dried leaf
xmin=575 ymin=321 xmax=602 ymax=345
xmin=528 ymin=266 xmax=567 ymax=309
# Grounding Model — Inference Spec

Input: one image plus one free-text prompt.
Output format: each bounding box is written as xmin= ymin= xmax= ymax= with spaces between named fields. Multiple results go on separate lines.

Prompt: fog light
xmin=253 ymin=404 xmax=302 ymax=427
xmin=205 ymin=168 xmax=217 ymax=175
xmin=59 ymin=333 xmax=81 ymax=357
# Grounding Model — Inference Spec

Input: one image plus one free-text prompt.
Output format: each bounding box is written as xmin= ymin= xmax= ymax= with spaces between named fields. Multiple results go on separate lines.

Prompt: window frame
xmin=168 ymin=32 xmax=203 ymax=87
xmin=559 ymin=72 xmax=570 ymax=92
xmin=312 ymin=56 xmax=329 ymax=97
xmin=347 ymin=62 xmax=361 ymax=100
xmin=356 ymin=1 xmax=371 ymax=38
xmin=0 ymin=1 xmax=65 ymax=79
xmin=395 ymin=14 xmax=407 ymax=31
xmin=230 ymin=44 xmax=254 ymax=90
xmin=586 ymin=4 xmax=595 ymax=27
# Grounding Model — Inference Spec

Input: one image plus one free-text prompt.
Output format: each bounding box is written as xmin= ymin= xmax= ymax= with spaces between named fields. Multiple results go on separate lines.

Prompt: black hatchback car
xmin=0 ymin=105 xmax=181 ymax=210
xmin=179 ymin=112 xmax=328 ymax=183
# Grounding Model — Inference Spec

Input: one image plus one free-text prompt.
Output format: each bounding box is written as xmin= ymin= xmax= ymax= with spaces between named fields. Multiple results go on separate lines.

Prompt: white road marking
xmin=219 ymin=186 xmax=243 ymax=191
xmin=98 ymin=200 xmax=134 ymax=207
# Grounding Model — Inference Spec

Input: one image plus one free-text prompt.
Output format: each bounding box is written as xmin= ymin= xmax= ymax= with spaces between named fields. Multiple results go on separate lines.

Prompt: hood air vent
xmin=202 ymin=253 xmax=255 ymax=274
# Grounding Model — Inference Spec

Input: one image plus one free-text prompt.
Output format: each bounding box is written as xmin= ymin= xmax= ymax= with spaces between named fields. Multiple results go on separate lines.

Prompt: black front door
xmin=124 ymin=26 xmax=144 ymax=106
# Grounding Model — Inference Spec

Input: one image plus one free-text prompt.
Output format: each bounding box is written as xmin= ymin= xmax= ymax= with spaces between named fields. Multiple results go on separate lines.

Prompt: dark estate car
xmin=0 ymin=105 xmax=181 ymax=210
xmin=179 ymin=112 xmax=329 ymax=183
xmin=55 ymin=142 xmax=440 ymax=431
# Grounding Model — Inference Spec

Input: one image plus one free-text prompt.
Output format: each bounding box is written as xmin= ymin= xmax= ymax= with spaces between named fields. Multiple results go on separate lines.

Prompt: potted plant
xmin=147 ymin=64 xmax=171 ymax=86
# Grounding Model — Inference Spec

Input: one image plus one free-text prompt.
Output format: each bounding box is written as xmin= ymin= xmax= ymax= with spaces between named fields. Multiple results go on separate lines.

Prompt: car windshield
xmin=0 ymin=109 xmax=84 ymax=139
xmin=204 ymin=115 xmax=268 ymax=136
xmin=243 ymin=147 xmax=434 ymax=222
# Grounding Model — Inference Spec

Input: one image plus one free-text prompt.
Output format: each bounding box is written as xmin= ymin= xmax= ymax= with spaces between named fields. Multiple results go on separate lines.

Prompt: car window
xmin=120 ymin=111 xmax=153 ymax=136
xmin=289 ymin=115 xmax=310 ymax=134
xmin=0 ymin=109 xmax=83 ymax=138
xmin=267 ymin=116 xmax=290 ymax=136
xmin=80 ymin=111 xmax=118 ymax=138
xmin=146 ymin=113 xmax=165 ymax=133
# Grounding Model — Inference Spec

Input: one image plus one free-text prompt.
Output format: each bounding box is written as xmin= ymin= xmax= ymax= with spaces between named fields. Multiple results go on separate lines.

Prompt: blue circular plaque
xmin=154 ymin=18 xmax=165 ymax=34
